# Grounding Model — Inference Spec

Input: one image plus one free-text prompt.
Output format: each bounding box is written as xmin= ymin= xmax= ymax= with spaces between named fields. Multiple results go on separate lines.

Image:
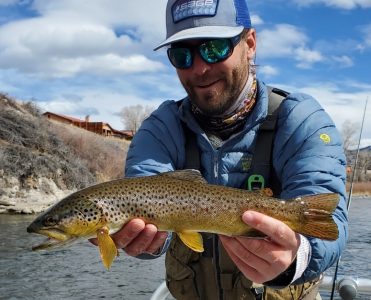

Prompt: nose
xmin=190 ymin=52 xmax=211 ymax=76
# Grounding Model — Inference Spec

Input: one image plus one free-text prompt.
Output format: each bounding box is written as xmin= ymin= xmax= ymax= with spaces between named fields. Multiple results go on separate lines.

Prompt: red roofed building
xmin=43 ymin=112 xmax=133 ymax=140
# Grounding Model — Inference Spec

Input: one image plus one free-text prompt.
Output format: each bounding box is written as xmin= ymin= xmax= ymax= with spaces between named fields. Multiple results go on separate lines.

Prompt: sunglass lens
xmin=200 ymin=39 xmax=232 ymax=63
xmin=167 ymin=48 xmax=192 ymax=69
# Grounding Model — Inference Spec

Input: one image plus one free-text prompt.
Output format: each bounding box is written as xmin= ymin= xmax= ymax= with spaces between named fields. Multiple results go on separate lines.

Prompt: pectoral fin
xmin=178 ymin=231 xmax=204 ymax=252
xmin=97 ymin=227 xmax=118 ymax=270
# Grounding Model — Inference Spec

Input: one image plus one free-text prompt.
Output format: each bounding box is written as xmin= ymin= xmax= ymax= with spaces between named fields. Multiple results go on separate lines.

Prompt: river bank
xmin=0 ymin=172 xmax=75 ymax=214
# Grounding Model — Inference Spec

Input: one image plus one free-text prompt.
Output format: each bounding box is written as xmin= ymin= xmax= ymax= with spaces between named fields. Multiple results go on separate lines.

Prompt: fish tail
xmin=295 ymin=193 xmax=339 ymax=240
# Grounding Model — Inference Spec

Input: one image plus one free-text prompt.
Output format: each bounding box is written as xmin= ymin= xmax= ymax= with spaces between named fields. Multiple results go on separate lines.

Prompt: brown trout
xmin=27 ymin=170 xmax=339 ymax=269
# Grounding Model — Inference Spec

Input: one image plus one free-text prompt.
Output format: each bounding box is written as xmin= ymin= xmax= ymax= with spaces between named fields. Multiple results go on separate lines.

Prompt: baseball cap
xmin=154 ymin=0 xmax=252 ymax=50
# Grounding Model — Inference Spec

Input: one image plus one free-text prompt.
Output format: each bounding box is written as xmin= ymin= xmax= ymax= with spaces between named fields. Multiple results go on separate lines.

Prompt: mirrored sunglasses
xmin=167 ymin=35 xmax=241 ymax=69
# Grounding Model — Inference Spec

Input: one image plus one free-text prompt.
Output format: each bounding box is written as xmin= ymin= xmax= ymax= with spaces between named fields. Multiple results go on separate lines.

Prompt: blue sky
xmin=0 ymin=0 xmax=370 ymax=146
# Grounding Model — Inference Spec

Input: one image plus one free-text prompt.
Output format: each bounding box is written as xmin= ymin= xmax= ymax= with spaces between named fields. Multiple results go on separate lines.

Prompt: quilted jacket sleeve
xmin=273 ymin=92 xmax=348 ymax=283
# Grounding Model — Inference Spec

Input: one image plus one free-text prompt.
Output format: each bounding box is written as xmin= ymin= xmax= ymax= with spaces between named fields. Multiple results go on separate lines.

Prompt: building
xmin=346 ymin=146 xmax=371 ymax=180
xmin=43 ymin=112 xmax=133 ymax=140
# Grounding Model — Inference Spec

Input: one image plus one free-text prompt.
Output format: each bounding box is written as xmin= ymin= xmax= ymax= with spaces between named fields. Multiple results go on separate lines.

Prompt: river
xmin=0 ymin=197 xmax=370 ymax=300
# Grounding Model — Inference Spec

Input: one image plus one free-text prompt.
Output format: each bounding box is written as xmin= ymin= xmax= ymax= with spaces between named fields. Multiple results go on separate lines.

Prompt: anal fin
xmin=97 ymin=227 xmax=118 ymax=270
xmin=178 ymin=231 xmax=204 ymax=252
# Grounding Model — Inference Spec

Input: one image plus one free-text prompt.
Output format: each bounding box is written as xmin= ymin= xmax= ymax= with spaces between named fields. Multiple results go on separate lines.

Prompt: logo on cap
xmin=172 ymin=0 xmax=218 ymax=23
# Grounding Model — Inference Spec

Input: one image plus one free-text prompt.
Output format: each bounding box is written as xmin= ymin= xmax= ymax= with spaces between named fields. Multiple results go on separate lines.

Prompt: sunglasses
xmin=167 ymin=35 xmax=241 ymax=69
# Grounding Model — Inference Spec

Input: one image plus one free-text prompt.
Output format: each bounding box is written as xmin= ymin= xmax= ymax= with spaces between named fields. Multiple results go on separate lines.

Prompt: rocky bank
xmin=0 ymin=171 xmax=73 ymax=214
xmin=0 ymin=93 xmax=128 ymax=214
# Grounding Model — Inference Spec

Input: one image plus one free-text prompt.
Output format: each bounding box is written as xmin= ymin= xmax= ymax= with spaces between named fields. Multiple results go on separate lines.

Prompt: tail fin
xmin=294 ymin=193 xmax=339 ymax=241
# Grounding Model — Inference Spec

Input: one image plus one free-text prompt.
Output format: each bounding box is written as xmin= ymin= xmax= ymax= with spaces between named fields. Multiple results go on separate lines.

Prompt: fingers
xmin=220 ymin=235 xmax=275 ymax=283
xmin=220 ymin=235 xmax=271 ymax=268
xmin=242 ymin=211 xmax=299 ymax=248
xmin=145 ymin=230 xmax=169 ymax=254
xmin=111 ymin=219 xmax=146 ymax=249
xmin=109 ymin=219 xmax=168 ymax=257
xmin=219 ymin=211 xmax=301 ymax=283
xmin=221 ymin=237 xmax=268 ymax=283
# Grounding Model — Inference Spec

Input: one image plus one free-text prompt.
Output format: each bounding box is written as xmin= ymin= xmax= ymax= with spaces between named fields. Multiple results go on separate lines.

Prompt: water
xmin=321 ymin=197 xmax=371 ymax=300
xmin=0 ymin=215 xmax=166 ymax=300
xmin=0 ymin=198 xmax=370 ymax=300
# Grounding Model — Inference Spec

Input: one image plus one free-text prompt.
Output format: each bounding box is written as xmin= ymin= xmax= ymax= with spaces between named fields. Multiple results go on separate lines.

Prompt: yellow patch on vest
xmin=320 ymin=133 xmax=331 ymax=144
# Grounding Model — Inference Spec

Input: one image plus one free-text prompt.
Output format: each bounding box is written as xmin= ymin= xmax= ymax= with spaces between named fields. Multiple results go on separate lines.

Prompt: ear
xmin=244 ymin=29 xmax=257 ymax=59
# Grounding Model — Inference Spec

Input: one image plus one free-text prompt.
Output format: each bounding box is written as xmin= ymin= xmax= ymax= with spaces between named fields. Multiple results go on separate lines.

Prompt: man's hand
xmin=90 ymin=219 xmax=168 ymax=257
xmin=219 ymin=211 xmax=300 ymax=284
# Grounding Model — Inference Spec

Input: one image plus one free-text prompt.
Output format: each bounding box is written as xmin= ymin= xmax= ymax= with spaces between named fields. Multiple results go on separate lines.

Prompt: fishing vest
xmin=166 ymin=87 xmax=321 ymax=300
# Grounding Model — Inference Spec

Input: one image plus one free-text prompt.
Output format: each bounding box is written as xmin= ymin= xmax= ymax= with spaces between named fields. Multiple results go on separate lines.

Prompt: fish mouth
xmin=32 ymin=237 xmax=78 ymax=251
xmin=30 ymin=228 xmax=77 ymax=251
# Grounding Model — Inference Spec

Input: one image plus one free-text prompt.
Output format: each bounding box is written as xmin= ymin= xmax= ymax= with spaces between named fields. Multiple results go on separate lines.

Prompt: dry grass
xmin=49 ymin=122 xmax=129 ymax=182
xmin=346 ymin=181 xmax=371 ymax=196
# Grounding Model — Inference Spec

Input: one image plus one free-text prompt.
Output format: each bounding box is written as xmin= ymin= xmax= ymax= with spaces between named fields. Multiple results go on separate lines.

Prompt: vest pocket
xmin=166 ymin=253 xmax=200 ymax=299
xmin=165 ymin=235 xmax=201 ymax=299
xmin=263 ymin=276 xmax=322 ymax=300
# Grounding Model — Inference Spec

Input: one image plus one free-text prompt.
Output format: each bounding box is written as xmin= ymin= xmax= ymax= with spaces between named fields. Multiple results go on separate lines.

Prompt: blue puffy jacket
xmin=125 ymin=80 xmax=348 ymax=283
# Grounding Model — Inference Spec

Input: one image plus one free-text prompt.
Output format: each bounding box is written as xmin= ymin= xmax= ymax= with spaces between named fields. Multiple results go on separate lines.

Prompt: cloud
xmin=258 ymin=65 xmax=279 ymax=77
xmin=0 ymin=0 xmax=168 ymax=78
xmin=361 ymin=23 xmax=371 ymax=48
xmin=257 ymin=24 xmax=324 ymax=67
xmin=331 ymin=55 xmax=354 ymax=67
xmin=293 ymin=0 xmax=371 ymax=9
xmin=19 ymin=67 xmax=185 ymax=130
xmin=257 ymin=24 xmax=308 ymax=57
xmin=251 ymin=14 xmax=264 ymax=26
xmin=41 ymin=99 xmax=99 ymax=118
xmin=0 ymin=0 xmax=19 ymax=5
xmin=37 ymin=88 xmax=168 ymax=130
xmin=30 ymin=0 xmax=167 ymax=43
xmin=294 ymin=47 xmax=324 ymax=68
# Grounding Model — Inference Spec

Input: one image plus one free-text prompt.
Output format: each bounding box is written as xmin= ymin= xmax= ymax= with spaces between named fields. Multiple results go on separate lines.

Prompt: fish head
xmin=27 ymin=195 xmax=106 ymax=250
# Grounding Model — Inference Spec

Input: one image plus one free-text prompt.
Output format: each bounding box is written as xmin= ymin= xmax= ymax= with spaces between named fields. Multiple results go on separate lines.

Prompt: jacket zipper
xmin=213 ymin=154 xmax=219 ymax=182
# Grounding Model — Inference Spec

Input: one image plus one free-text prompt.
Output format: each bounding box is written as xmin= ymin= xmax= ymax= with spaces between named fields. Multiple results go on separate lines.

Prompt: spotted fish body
xmin=27 ymin=170 xmax=339 ymax=269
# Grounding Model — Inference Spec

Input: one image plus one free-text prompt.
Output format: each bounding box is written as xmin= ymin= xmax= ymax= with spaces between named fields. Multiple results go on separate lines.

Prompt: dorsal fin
xmin=160 ymin=169 xmax=207 ymax=184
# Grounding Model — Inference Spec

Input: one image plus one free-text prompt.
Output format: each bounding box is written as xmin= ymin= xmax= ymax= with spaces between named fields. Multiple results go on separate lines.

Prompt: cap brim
xmin=154 ymin=26 xmax=244 ymax=51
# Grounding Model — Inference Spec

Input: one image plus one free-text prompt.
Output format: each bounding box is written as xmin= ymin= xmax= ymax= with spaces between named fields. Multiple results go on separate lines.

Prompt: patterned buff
xmin=191 ymin=68 xmax=257 ymax=141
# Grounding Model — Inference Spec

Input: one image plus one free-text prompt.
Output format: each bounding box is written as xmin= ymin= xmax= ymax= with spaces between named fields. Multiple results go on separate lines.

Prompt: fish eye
xmin=43 ymin=216 xmax=58 ymax=226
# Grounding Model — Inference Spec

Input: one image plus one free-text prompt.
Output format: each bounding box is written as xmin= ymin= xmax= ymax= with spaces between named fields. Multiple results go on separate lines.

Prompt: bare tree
xmin=341 ymin=120 xmax=359 ymax=151
xmin=120 ymin=104 xmax=155 ymax=134
xmin=341 ymin=120 xmax=371 ymax=182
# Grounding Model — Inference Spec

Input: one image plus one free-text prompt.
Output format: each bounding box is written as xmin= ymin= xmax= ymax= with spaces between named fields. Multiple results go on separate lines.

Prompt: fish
xmin=27 ymin=169 xmax=339 ymax=269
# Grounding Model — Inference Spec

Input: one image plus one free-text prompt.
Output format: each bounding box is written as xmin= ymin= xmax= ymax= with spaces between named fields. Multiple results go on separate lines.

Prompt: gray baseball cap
xmin=154 ymin=0 xmax=252 ymax=50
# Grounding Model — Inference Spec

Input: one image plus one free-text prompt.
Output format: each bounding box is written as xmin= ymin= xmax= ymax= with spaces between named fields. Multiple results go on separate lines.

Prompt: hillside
xmin=0 ymin=93 xmax=129 ymax=213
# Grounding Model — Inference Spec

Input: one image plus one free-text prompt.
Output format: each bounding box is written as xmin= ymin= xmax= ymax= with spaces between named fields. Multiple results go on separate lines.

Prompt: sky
xmin=0 ymin=0 xmax=370 ymax=147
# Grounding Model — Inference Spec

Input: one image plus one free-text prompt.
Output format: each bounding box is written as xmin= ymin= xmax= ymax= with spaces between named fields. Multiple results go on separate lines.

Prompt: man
xmin=109 ymin=0 xmax=348 ymax=299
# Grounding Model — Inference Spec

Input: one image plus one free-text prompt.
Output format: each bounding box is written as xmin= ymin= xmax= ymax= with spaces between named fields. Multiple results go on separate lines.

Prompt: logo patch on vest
xmin=320 ymin=133 xmax=331 ymax=144
xmin=240 ymin=155 xmax=252 ymax=172
xmin=172 ymin=0 xmax=218 ymax=23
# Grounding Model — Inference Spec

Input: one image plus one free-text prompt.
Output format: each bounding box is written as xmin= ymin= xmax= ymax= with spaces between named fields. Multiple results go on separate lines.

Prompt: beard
xmin=180 ymin=63 xmax=248 ymax=117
